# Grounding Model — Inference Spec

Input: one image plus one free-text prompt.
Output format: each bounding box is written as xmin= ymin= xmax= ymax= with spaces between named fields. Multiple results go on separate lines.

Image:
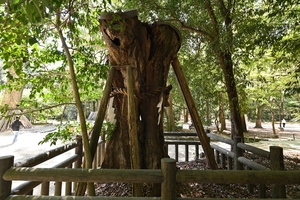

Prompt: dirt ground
xmin=1 ymin=121 xmax=300 ymax=198
xmin=209 ymin=121 xmax=300 ymax=156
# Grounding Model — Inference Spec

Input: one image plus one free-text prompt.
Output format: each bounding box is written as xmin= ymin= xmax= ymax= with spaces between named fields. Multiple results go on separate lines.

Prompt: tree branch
xmin=206 ymin=0 xmax=219 ymax=37
xmin=160 ymin=6 xmax=213 ymax=41
xmin=1 ymin=102 xmax=76 ymax=118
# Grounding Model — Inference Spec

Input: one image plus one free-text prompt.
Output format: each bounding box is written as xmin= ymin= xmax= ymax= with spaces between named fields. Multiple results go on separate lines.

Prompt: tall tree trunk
xmin=206 ymin=100 xmax=211 ymax=126
xmin=218 ymin=52 xmax=244 ymax=140
xmin=270 ymin=109 xmax=276 ymax=135
xmin=56 ymin=10 xmax=94 ymax=195
xmin=254 ymin=104 xmax=265 ymax=128
xmin=241 ymin=114 xmax=248 ymax=132
xmin=99 ymin=11 xmax=180 ymax=173
xmin=184 ymin=108 xmax=189 ymax=123
xmin=208 ymin=1 xmax=243 ymax=140
xmin=219 ymin=93 xmax=227 ymax=132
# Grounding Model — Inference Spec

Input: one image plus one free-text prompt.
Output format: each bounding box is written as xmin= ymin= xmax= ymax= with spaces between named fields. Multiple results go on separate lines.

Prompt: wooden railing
xmin=0 ymin=138 xmax=105 ymax=197
xmin=2 ymin=157 xmax=300 ymax=200
xmin=164 ymin=132 xmax=286 ymax=198
xmin=0 ymin=131 xmax=296 ymax=199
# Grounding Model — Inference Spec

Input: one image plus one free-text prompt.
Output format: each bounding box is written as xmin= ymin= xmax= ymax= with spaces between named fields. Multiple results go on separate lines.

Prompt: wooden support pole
xmin=65 ymin=164 xmax=72 ymax=195
xmin=175 ymin=144 xmax=179 ymax=162
xmin=270 ymin=146 xmax=286 ymax=198
xmin=228 ymin=157 xmax=233 ymax=170
xmin=171 ymin=55 xmax=218 ymax=169
xmin=0 ymin=155 xmax=14 ymax=200
xmin=246 ymin=166 xmax=254 ymax=193
xmin=100 ymin=139 xmax=106 ymax=166
xmin=221 ymin=154 xmax=226 ymax=169
xmin=75 ymin=138 xmax=83 ymax=169
xmin=127 ymin=65 xmax=142 ymax=196
xmin=185 ymin=144 xmax=188 ymax=161
xmin=89 ymin=66 xmax=116 ymax=159
xmin=258 ymin=184 xmax=266 ymax=198
xmin=54 ymin=181 xmax=62 ymax=196
xmin=215 ymin=150 xmax=220 ymax=164
xmin=195 ymin=145 xmax=199 ymax=160
xmin=75 ymin=66 xmax=115 ymax=196
xmin=41 ymin=181 xmax=50 ymax=195
xmin=161 ymin=158 xmax=177 ymax=200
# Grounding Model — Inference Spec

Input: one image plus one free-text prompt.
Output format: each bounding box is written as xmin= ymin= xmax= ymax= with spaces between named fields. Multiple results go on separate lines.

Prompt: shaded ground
xmin=95 ymin=153 xmax=300 ymax=198
xmin=95 ymin=122 xmax=300 ymax=198
xmin=1 ymin=121 xmax=300 ymax=198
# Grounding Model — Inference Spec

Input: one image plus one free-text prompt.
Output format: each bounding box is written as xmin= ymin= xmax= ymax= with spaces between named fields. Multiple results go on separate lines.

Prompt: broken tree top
xmin=99 ymin=9 xmax=138 ymax=20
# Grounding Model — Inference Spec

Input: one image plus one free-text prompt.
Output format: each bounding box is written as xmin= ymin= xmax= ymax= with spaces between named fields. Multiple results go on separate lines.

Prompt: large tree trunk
xmin=218 ymin=52 xmax=244 ymax=140
xmin=99 ymin=11 xmax=181 ymax=172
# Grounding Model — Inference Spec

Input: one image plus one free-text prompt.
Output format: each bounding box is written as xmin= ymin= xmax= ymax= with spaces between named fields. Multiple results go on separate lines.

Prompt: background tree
xmin=123 ymin=0 xmax=276 ymax=140
xmin=0 ymin=0 xmax=110 ymax=195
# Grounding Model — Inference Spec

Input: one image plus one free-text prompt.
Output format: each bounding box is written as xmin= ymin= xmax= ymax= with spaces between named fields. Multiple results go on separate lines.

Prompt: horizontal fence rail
xmin=0 ymin=131 xmax=294 ymax=199
xmin=3 ymin=168 xmax=163 ymax=183
xmin=5 ymin=168 xmax=300 ymax=185
xmin=14 ymin=142 xmax=80 ymax=167
xmin=3 ymin=158 xmax=300 ymax=200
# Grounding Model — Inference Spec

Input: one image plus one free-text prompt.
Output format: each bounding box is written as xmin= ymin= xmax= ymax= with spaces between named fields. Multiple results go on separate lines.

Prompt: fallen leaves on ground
xmin=95 ymin=152 xmax=300 ymax=198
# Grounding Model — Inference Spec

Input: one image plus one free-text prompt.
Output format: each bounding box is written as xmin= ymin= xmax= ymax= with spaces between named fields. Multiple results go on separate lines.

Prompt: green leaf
xmin=28 ymin=36 xmax=38 ymax=45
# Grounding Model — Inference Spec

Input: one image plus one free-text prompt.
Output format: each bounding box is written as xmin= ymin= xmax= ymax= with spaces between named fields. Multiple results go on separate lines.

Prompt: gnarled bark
xmin=99 ymin=11 xmax=181 ymax=171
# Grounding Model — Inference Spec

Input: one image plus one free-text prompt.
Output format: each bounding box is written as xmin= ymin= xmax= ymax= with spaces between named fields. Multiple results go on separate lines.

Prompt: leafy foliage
xmin=0 ymin=0 xmax=109 ymax=119
xmin=121 ymin=0 xmax=300 ymax=123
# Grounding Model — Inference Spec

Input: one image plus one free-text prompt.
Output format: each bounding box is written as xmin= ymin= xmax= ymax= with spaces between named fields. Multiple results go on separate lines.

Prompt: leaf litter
xmin=94 ymin=152 xmax=300 ymax=198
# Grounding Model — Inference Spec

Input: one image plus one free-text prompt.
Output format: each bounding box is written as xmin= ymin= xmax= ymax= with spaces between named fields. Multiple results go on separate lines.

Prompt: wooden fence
xmin=0 ymin=132 xmax=298 ymax=200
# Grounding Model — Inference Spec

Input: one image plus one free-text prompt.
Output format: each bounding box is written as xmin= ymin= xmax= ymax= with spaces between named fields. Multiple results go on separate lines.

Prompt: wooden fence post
xmin=161 ymin=158 xmax=177 ymax=200
xmin=65 ymin=164 xmax=72 ymax=195
xmin=41 ymin=181 xmax=50 ymax=195
xmin=100 ymin=134 xmax=106 ymax=165
xmin=75 ymin=137 xmax=83 ymax=169
xmin=0 ymin=155 xmax=14 ymax=200
xmin=234 ymin=136 xmax=243 ymax=170
xmin=74 ymin=138 xmax=83 ymax=191
xmin=270 ymin=146 xmax=286 ymax=198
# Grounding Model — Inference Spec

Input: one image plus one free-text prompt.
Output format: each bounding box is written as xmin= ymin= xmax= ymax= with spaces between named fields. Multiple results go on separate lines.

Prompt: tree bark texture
xmin=218 ymin=52 xmax=244 ymax=140
xmin=99 ymin=11 xmax=181 ymax=170
xmin=219 ymin=93 xmax=227 ymax=132
xmin=254 ymin=104 xmax=265 ymax=128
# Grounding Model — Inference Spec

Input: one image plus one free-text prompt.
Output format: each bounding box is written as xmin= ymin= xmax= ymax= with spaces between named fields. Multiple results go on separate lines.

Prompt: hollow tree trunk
xmin=99 ymin=11 xmax=181 ymax=173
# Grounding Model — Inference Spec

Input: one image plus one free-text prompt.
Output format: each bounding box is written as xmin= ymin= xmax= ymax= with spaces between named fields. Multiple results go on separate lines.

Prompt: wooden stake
xmin=127 ymin=66 xmax=142 ymax=196
xmin=171 ymin=55 xmax=218 ymax=170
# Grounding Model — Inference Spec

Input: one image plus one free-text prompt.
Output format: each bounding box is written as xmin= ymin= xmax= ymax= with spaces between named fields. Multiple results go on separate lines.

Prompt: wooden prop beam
xmin=171 ymin=55 xmax=218 ymax=170
xmin=127 ymin=66 xmax=142 ymax=196
xmin=89 ymin=67 xmax=116 ymax=152
xmin=75 ymin=67 xmax=116 ymax=196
